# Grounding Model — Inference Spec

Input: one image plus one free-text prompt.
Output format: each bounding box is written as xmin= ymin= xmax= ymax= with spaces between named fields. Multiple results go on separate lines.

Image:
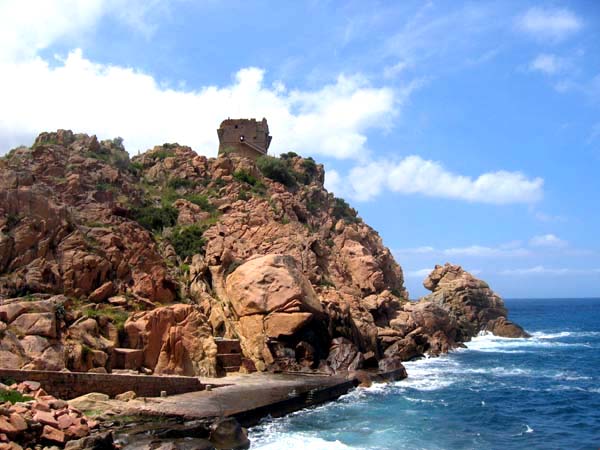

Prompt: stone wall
xmin=0 ymin=369 xmax=204 ymax=399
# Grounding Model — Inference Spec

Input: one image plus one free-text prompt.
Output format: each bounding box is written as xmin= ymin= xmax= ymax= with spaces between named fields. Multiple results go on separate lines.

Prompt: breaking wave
xmin=248 ymin=298 xmax=600 ymax=449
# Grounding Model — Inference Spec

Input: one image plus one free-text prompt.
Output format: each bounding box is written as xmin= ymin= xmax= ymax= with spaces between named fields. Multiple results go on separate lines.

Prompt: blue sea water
xmin=249 ymin=298 xmax=600 ymax=450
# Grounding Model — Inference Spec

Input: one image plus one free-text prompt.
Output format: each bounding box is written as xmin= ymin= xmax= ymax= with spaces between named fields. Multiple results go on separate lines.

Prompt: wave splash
xmin=249 ymin=313 xmax=600 ymax=450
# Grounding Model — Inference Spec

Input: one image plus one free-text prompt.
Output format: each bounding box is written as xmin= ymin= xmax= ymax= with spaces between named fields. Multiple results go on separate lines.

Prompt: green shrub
xmin=302 ymin=157 xmax=317 ymax=175
xmin=319 ymin=277 xmax=336 ymax=288
xmin=6 ymin=213 xmax=20 ymax=230
xmin=280 ymin=151 xmax=299 ymax=159
xmin=332 ymin=197 xmax=359 ymax=223
xmin=95 ymin=181 xmax=117 ymax=192
xmin=233 ymin=169 xmax=259 ymax=186
xmin=153 ymin=148 xmax=175 ymax=160
xmin=132 ymin=204 xmax=178 ymax=232
xmin=212 ymin=178 xmax=227 ymax=188
xmin=237 ymin=190 xmax=250 ymax=201
xmin=391 ymin=288 xmax=404 ymax=298
xmin=167 ymin=178 xmax=196 ymax=190
xmin=256 ymin=156 xmax=296 ymax=188
xmin=168 ymin=224 xmax=207 ymax=259
xmin=129 ymin=161 xmax=144 ymax=173
xmin=224 ymin=260 xmax=242 ymax=277
xmin=185 ymin=194 xmax=215 ymax=212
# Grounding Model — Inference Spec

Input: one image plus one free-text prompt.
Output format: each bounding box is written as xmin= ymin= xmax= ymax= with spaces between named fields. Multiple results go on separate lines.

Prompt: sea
xmin=249 ymin=298 xmax=600 ymax=450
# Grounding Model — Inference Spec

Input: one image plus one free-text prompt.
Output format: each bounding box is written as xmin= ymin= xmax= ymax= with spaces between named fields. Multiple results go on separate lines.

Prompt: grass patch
xmin=96 ymin=181 xmax=118 ymax=193
xmin=86 ymin=221 xmax=109 ymax=228
xmin=184 ymin=194 xmax=215 ymax=212
xmin=153 ymin=148 xmax=176 ymax=160
xmin=128 ymin=161 xmax=144 ymax=175
xmin=319 ymin=277 xmax=336 ymax=288
xmin=83 ymin=307 xmax=130 ymax=332
xmin=0 ymin=390 xmax=33 ymax=404
xmin=233 ymin=169 xmax=259 ymax=186
xmin=237 ymin=189 xmax=250 ymax=201
xmin=83 ymin=409 xmax=103 ymax=417
xmin=167 ymin=178 xmax=196 ymax=190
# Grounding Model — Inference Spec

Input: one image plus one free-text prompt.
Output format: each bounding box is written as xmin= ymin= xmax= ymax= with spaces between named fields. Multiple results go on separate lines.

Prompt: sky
xmin=0 ymin=0 xmax=599 ymax=298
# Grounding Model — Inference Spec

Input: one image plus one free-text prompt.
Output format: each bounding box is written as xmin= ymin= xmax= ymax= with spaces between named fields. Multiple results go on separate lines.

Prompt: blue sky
xmin=1 ymin=0 xmax=599 ymax=298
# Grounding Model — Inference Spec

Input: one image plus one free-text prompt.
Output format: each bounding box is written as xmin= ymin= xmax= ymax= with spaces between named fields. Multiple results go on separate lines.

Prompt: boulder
xmin=486 ymin=316 xmax=530 ymax=338
xmin=326 ymin=337 xmax=363 ymax=372
xmin=11 ymin=312 xmax=56 ymax=338
xmin=420 ymin=263 xmax=527 ymax=340
xmin=125 ymin=305 xmax=218 ymax=377
xmin=209 ymin=418 xmax=249 ymax=450
xmin=264 ymin=312 xmax=312 ymax=338
xmin=378 ymin=357 xmax=407 ymax=376
xmin=225 ymin=254 xmax=323 ymax=317
xmin=88 ymin=282 xmax=114 ymax=303
xmin=41 ymin=425 xmax=65 ymax=443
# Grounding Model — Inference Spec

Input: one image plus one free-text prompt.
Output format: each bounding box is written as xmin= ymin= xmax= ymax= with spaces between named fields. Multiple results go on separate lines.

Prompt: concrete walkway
xmin=118 ymin=372 xmax=356 ymax=426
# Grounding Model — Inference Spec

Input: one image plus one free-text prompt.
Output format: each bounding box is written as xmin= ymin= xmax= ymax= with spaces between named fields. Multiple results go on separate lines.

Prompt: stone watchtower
xmin=217 ymin=118 xmax=272 ymax=160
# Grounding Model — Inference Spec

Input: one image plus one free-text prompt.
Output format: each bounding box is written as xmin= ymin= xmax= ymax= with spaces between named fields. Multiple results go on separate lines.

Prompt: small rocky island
xmin=0 ymin=122 xmax=527 ymax=449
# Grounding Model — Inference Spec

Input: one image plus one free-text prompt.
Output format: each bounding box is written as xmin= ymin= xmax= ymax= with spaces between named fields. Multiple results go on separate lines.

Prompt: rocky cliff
xmin=0 ymin=130 xmax=527 ymax=377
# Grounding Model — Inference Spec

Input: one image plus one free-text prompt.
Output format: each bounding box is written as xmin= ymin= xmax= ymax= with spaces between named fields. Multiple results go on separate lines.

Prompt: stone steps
xmin=216 ymin=338 xmax=242 ymax=354
xmin=216 ymin=338 xmax=242 ymax=373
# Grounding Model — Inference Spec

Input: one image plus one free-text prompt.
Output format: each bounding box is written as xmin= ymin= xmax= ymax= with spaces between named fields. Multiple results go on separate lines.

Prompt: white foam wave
xmin=531 ymin=331 xmax=600 ymax=339
xmin=466 ymin=332 xmax=591 ymax=353
xmin=396 ymin=355 xmax=462 ymax=391
xmin=252 ymin=434 xmax=357 ymax=450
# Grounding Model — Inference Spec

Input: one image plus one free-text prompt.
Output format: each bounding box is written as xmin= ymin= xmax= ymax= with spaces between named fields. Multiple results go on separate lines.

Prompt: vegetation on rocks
xmin=256 ymin=155 xmax=297 ymax=187
xmin=132 ymin=204 xmax=179 ymax=232
xmin=168 ymin=224 xmax=208 ymax=259
xmin=0 ymin=129 xmax=527 ymax=395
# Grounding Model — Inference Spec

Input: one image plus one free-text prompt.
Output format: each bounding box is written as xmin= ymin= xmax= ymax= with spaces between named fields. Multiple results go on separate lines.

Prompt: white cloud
xmin=529 ymin=234 xmax=567 ymax=248
xmin=0 ymin=0 xmax=398 ymax=160
xmin=534 ymin=211 xmax=567 ymax=223
xmin=529 ymin=54 xmax=567 ymax=75
xmin=0 ymin=0 xmax=545 ymax=210
xmin=405 ymin=267 xmax=482 ymax=279
xmin=395 ymin=244 xmax=530 ymax=258
xmin=515 ymin=7 xmax=582 ymax=41
xmin=324 ymin=169 xmax=343 ymax=196
xmin=405 ymin=268 xmax=433 ymax=278
xmin=341 ymin=156 xmax=543 ymax=204
xmin=500 ymin=266 xmax=600 ymax=276
xmin=443 ymin=245 xmax=530 ymax=257
xmin=0 ymin=0 xmax=163 ymax=62
xmin=0 ymin=50 xmax=397 ymax=158
xmin=383 ymin=60 xmax=411 ymax=78
xmin=0 ymin=0 xmax=103 ymax=62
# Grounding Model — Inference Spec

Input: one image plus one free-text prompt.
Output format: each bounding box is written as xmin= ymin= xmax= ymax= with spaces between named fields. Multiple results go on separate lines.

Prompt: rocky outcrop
xmin=420 ymin=263 xmax=529 ymax=340
xmin=486 ymin=316 xmax=530 ymax=338
xmin=0 ymin=130 xmax=527 ymax=380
